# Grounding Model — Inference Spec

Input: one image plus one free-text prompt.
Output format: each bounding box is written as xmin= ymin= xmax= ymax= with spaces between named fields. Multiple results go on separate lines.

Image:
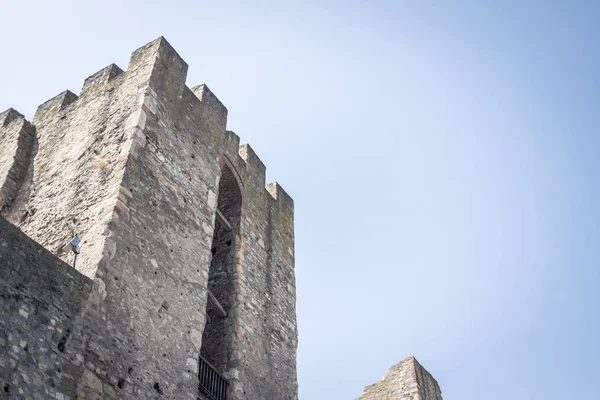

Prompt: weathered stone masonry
xmin=357 ymin=357 xmax=443 ymax=400
xmin=0 ymin=37 xmax=297 ymax=400
xmin=0 ymin=109 xmax=35 ymax=212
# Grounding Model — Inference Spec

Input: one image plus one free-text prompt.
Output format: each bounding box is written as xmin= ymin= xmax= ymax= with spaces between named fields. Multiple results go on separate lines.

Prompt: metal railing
xmin=198 ymin=355 xmax=228 ymax=400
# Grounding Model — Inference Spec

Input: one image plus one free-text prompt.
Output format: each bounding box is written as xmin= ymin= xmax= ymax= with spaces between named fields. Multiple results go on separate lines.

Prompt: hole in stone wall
xmin=117 ymin=378 xmax=125 ymax=389
xmin=200 ymin=163 xmax=242 ymax=378
xmin=153 ymin=382 xmax=163 ymax=395
xmin=3 ymin=384 xmax=9 ymax=393
xmin=57 ymin=332 xmax=69 ymax=352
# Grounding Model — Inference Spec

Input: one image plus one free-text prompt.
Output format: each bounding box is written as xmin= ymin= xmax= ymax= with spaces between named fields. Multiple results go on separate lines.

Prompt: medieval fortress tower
xmin=0 ymin=37 xmax=443 ymax=399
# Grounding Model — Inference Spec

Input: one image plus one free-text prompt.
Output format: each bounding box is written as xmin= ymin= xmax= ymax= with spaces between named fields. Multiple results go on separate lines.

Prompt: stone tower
xmin=0 ymin=37 xmax=297 ymax=400
xmin=357 ymin=357 xmax=443 ymax=400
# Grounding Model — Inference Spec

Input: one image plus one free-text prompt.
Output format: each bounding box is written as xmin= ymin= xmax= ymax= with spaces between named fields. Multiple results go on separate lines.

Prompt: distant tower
xmin=0 ymin=37 xmax=297 ymax=400
xmin=358 ymin=357 xmax=443 ymax=400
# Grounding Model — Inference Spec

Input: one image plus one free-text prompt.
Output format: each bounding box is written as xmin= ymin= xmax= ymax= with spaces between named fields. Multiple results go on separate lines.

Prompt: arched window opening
xmin=200 ymin=163 xmax=242 ymax=376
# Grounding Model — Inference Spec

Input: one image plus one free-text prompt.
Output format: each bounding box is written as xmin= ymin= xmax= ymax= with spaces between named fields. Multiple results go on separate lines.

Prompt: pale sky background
xmin=2 ymin=1 xmax=599 ymax=399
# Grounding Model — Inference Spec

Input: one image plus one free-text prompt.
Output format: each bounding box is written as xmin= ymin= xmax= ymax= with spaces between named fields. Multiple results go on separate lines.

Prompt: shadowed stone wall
xmin=0 ymin=36 xmax=297 ymax=400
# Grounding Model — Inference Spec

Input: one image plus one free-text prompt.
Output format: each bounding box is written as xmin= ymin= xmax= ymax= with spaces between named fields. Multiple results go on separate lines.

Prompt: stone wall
xmin=414 ymin=358 xmax=443 ymax=400
xmin=0 ymin=36 xmax=297 ymax=400
xmin=0 ymin=216 xmax=93 ymax=399
xmin=357 ymin=356 xmax=443 ymax=400
xmin=0 ymin=109 xmax=35 ymax=211
xmin=2 ymin=59 xmax=141 ymax=279
xmin=264 ymin=182 xmax=297 ymax=398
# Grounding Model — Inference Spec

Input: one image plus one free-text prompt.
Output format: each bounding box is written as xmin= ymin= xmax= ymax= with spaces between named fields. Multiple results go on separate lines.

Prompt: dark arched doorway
xmin=200 ymin=162 xmax=243 ymax=390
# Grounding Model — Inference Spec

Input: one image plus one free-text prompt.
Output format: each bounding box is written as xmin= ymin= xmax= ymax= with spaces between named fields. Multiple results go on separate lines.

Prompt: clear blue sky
xmin=2 ymin=1 xmax=599 ymax=399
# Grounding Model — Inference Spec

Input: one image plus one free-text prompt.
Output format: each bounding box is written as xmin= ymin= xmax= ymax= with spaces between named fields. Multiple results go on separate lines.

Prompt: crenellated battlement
xmin=192 ymin=84 xmax=228 ymax=131
xmin=2 ymin=35 xmax=295 ymax=268
xmin=266 ymin=181 xmax=294 ymax=207
xmin=239 ymin=144 xmax=266 ymax=186
xmin=80 ymin=63 xmax=124 ymax=96
xmin=37 ymin=89 xmax=79 ymax=111
xmin=1 ymin=108 xmax=25 ymax=127
xmin=22 ymin=36 xmax=292 ymax=208
xmin=0 ymin=107 xmax=35 ymax=211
